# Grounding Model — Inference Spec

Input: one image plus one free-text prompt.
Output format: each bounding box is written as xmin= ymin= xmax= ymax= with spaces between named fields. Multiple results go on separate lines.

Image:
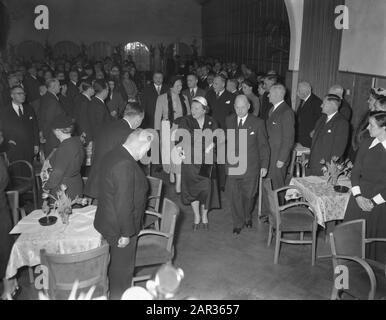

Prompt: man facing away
xmin=84 ymin=102 xmax=144 ymax=200
xmin=94 ymin=129 xmax=153 ymax=300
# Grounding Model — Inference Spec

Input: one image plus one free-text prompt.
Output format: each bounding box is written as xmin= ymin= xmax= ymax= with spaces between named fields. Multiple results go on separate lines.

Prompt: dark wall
xmin=202 ymin=0 xmax=290 ymax=76
xmin=0 ymin=1 xmax=10 ymax=50
xmin=4 ymin=0 xmax=202 ymax=48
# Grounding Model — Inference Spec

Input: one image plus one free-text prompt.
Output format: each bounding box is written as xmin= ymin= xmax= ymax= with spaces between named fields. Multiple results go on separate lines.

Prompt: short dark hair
xmin=242 ymin=79 xmax=254 ymax=88
xmin=79 ymin=81 xmax=93 ymax=92
xmin=93 ymin=79 xmax=108 ymax=93
xmin=169 ymin=75 xmax=183 ymax=88
xmin=123 ymin=102 xmax=144 ymax=118
xmin=265 ymin=74 xmax=278 ymax=83
xmin=325 ymin=94 xmax=342 ymax=108
xmin=187 ymin=73 xmax=198 ymax=80
xmin=10 ymin=85 xmax=24 ymax=93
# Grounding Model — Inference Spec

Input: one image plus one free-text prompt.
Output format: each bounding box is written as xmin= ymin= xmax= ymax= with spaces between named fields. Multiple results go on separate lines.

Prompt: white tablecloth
xmin=6 ymin=206 xmax=102 ymax=279
xmin=285 ymin=176 xmax=352 ymax=227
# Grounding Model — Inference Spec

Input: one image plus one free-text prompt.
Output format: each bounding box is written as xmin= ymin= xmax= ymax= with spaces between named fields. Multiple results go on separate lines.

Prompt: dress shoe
xmin=245 ymin=220 xmax=252 ymax=228
xmin=192 ymin=223 xmax=200 ymax=231
xmin=202 ymin=223 xmax=209 ymax=230
xmin=233 ymin=228 xmax=241 ymax=235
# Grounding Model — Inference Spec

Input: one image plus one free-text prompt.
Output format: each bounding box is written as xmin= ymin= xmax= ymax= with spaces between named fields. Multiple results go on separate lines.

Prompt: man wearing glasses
xmin=0 ymin=86 xmax=39 ymax=175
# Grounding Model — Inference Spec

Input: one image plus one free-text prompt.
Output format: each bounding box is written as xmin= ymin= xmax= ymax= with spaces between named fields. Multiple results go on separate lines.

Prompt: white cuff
xmin=372 ymin=194 xmax=386 ymax=205
xmin=351 ymin=186 xmax=361 ymax=196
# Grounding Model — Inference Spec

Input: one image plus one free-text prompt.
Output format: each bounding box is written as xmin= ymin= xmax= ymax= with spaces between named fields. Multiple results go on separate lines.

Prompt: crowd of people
xmin=1 ymin=53 xmax=386 ymax=299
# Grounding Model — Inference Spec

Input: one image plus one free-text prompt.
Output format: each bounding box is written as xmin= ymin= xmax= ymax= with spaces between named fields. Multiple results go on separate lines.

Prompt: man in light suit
xmin=84 ymin=102 xmax=144 ymax=200
xmin=265 ymin=84 xmax=295 ymax=190
xmin=141 ymin=72 xmax=168 ymax=129
xmin=226 ymin=95 xmax=270 ymax=234
xmin=307 ymin=94 xmax=349 ymax=176
xmin=182 ymin=74 xmax=206 ymax=107
xmin=94 ymin=129 xmax=152 ymax=300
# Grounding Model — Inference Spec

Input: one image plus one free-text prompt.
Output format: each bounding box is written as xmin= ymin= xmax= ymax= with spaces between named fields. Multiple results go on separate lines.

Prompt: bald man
xmin=226 ymin=95 xmax=270 ymax=234
xmin=328 ymin=85 xmax=352 ymax=122
xmin=296 ymin=82 xmax=322 ymax=148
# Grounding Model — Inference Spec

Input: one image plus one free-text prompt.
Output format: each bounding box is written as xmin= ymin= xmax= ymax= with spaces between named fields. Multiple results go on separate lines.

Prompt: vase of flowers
xmin=42 ymin=185 xmax=85 ymax=225
xmin=320 ymin=157 xmax=353 ymax=187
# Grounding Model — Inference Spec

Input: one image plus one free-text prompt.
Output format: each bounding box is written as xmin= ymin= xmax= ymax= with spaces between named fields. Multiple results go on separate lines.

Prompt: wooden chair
xmin=7 ymin=159 xmax=38 ymax=209
xmin=40 ymin=243 xmax=110 ymax=300
xmin=133 ymin=198 xmax=179 ymax=284
xmin=330 ymin=219 xmax=386 ymax=300
xmin=143 ymin=176 xmax=163 ymax=230
xmin=264 ymin=178 xmax=318 ymax=266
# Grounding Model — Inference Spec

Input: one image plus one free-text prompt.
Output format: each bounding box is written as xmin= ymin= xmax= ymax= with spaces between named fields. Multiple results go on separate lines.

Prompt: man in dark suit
xmin=198 ymin=65 xmax=210 ymax=90
xmin=182 ymin=74 xmax=206 ymax=107
xmin=87 ymin=79 xmax=111 ymax=142
xmin=67 ymin=70 xmax=80 ymax=104
xmin=73 ymin=81 xmax=94 ymax=139
xmin=226 ymin=95 xmax=270 ymax=234
xmin=84 ymin=102 xmax=144 ymax=200
xmin=295 ymin=82 xmax=322 ymax=148
xmin=94 ymin=129 xmax=152 ymax=300
xmin=226 ymin=78 xmax=241 ymax=97
xmin=38 ymin=78 xmax=66 ymax=157
xmin=265 ymin=84 xmax=295 ymax=190
xmin=206 ymin=74 xmax=236 ymax=190
xmin=23 ymin=66 xmax=41 ymax=104
xmin=260 ymin=75 xmax=277 ymax=120
xmin=0 ymin=86 xmax=39 ymax=172
xmin=308 ymin=94 xmax=349 ymax=176
xmin=141 ymin=72 xmax=168 ymax=129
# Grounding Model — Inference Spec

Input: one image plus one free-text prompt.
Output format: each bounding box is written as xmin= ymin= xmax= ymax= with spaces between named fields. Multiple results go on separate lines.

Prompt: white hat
xmin=192 ymin=96 xmax=208 ymax=107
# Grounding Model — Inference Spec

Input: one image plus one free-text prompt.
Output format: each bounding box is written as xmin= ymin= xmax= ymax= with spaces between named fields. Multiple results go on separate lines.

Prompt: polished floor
xmin=4 ymin=171 xmax=386 ymax=300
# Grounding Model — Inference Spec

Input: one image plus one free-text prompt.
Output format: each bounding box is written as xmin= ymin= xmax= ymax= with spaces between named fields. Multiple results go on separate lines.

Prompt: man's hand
xmin=205 ymin=143 xmax=214 ymax=154
xmin=310 ymin=130 xmax=315 ymax=138
xmin=110 ymin=111 xmax=117 ymax=118
xmin=260 ymin=168 xmax=268 ymax=178
xmin=34 ymin=145 xmax=39 ymax=155
xmin=118 ymin=237 xmax=130 ymax=248
xmin=276 ymin=160 xmax=284 ymax=169
xmin=355 ymin=196 xmax=374 ymax=212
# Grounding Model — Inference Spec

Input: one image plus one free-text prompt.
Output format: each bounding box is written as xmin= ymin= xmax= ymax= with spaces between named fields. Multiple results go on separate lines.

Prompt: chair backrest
xmin=262 ymin=178 xmax=280 ymax=227
xmin=288 ymin=148 xmax=297 ymax=180
xmin=40 ymin=243 xmax=110 ymax=299
xmin=159 ymin=198 xmax=179 ymax=251
xmin=6 ymin=190 xmax=20 ymax=226
xmin=147 ymin=176 xmax=163 ymax=212
xmin=330 ymin=219 xmax=365 ymax=259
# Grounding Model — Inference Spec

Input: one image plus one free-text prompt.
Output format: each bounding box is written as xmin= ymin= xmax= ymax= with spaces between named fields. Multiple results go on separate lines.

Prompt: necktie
xmin=156 ymin=86 xmax=160 ymax=95
xmin=268 ymin=107 xmax=274 ymax=118
xmin=18 ymin=105 xmax=23 ymax=117
xmin=297 ymin=100 xmax=304 ymax=112
xmin=190 ymin=89 xmax=195 ymax=98
xmin=238 ymin=118 xmax=243 ymax=129
xmin=216 ymin=92 xmax=220 ymax=99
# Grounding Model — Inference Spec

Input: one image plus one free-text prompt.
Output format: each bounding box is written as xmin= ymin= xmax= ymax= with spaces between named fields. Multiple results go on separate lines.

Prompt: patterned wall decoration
xmin=53 ymin=41 xmax=81 ymax=59
xmin=202 ymin=0 xmax=290 ymax=76
xmin=16 ymin=40 xmax=45 ymax=61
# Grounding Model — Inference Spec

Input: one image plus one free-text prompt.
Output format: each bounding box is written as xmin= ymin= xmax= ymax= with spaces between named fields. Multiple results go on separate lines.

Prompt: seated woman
xmin=344 ymin=111 xmax=386 ymax=263
xmin=154 ymin=76 xmax=190 ymax=193
xmin=241 ymin=79 xmax=260 ymax=117
xmin=178 ymin=97 xmax=222 ymax=230
xmin=106 ymin=79 xmax=126 ymax=119
xmin=42 ymin=115 xmax=85 ymax=200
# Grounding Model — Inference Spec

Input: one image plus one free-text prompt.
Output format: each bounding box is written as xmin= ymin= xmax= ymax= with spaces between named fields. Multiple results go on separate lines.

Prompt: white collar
xmin=12 ymin=101 xmax=23 ymax=115
xmin=71 ymin=80 xmax=77 ymax=86
xmin=95 ymin=96 xmax=104 ymax=103
xmin=216 ymin=89 xmax=225 ymax=97
xmin=189 ymin=87 xmax=197 ymax=93
xmin=273 ymin=100 xmax=284 ymax=111
xmin=122 ymin=144 xmax=136 ymax=159
xmin=237 ymin=114 xmax=248 ymax=125
xmin=369 ymin=138 xmax=386 ymax=150
xmin=123 ymin=117 xmax=133 ymax=129
xmin=82 ymin=93 xmax=91 ymax=101
xmin=304 ymin=93 xmax=311 ymax=103
xmin=326 ymin=111 xmax=338 ymax=122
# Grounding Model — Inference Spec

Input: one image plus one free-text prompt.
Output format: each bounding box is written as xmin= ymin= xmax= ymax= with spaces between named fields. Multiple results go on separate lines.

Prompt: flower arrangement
xmin=320 ymin=156 xmax=353 ymax=186
xmin=42 ymin=185 xmax=87 ymax=224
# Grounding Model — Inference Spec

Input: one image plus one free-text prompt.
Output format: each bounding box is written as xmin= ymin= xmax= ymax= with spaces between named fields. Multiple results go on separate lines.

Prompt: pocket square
xmin=225 ymin=100 xmax=231 ymax=104
xmin=250 ymin=131 xmax=255 ymax=135
xmin=327 ymin=129 xmax=332 ymax=133
xmin=29 ymin=116 xmax=33 ymax=120
xmin=272 ymin=121 xmax=277 ymax=125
